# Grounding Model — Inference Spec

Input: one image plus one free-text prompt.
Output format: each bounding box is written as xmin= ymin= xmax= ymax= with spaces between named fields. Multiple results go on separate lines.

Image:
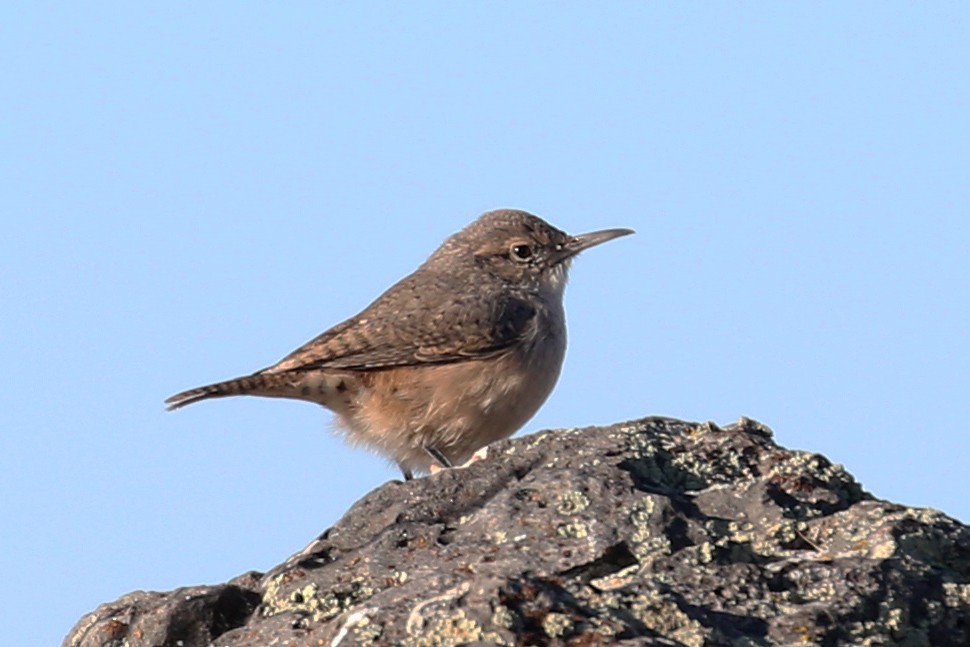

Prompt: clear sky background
xmin=2 ymin=4 xmax=968 ymax=645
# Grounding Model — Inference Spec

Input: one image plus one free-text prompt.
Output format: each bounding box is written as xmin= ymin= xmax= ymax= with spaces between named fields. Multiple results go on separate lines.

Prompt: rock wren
xmin=166 ymin=209 xmax=633 ymax=479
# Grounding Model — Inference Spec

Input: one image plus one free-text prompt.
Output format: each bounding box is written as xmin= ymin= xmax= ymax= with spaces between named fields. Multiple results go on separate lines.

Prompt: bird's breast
xmin=335 ymin=293 xmax=569 ymax=473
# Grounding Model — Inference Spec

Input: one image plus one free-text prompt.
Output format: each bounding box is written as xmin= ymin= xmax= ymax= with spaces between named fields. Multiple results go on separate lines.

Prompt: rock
xmin=63 ymin=417 xmax=970 ymax=646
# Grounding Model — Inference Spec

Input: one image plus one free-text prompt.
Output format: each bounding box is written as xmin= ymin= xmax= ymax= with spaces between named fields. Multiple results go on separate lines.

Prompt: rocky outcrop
xmin=63 ymin=417 xmax=970 ymax=646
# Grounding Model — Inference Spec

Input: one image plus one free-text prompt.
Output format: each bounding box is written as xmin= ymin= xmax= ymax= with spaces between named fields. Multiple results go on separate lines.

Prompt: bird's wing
xmin=263 ymin=272 xmax=537 ymax=373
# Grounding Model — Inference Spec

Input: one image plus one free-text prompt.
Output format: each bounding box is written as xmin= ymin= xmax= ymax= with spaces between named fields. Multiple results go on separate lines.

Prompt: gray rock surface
xmin=63 ymin=417 xmax=970 ymax=646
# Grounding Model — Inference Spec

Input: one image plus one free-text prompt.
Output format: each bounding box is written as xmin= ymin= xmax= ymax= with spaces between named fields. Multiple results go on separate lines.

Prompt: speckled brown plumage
xmin=166 ymin=209 xmax=633 ymax=478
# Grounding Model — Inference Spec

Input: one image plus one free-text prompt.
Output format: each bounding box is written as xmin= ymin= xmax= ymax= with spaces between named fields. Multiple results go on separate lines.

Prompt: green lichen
xmin=542 ymin=611 xmax=573 ymax=638
xmin=628 ymin=497 xmax=673 ymax=562
xmin=628 ymin=589 xmax=705 ymax=647
xmin=353 ymin=616 xmax=384 ymax=642
xmin=943 ymin=582 xmax=970 ymax=608
xmin=262 ymin=577 xmax=376 ymax=624
xmin=670 ymin=442 xmax=745 ymax=485
xmin=490 ymin=603 xmax=515 ymax=629
xmin=696 ymin=541 xmax=714 ymax=564
xmin=556 ymin=491 xmax=590 ymax=515
xmin=406 ymin=610 xmax=508 ymax=647
xmin=557 ymin=522 xmax=589 ymax=539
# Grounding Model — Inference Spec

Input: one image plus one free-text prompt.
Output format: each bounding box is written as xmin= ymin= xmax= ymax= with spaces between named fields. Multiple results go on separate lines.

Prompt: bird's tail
xmin=165 ymin=372 xmax=290 ymax=411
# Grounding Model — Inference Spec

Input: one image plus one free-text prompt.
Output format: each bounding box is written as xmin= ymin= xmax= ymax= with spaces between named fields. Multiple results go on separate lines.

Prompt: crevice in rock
xmin=558 ymin=542 xmax=638 ymax=582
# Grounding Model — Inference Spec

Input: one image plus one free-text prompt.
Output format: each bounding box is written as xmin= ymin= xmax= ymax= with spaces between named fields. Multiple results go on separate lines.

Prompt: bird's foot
xmin=429 ymin=445 xmax=489 ymax=475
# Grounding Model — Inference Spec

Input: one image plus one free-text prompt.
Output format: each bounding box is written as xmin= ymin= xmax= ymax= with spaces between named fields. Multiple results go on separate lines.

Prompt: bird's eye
xmin=510 ymin=243 xmax=533 ymax=261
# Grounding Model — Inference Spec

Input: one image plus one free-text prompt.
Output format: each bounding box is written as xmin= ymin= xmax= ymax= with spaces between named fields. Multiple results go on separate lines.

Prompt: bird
xmin=166 ymin=209 xmax=633 ymax=479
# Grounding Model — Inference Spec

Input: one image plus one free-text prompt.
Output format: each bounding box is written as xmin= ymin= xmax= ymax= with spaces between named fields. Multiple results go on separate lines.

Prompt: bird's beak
xmin=558 ymin=227 xmax=635 ymax=261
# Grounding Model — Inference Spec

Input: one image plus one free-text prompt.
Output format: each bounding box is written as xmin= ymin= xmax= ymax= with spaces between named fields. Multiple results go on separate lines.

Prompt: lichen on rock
xmin=63 ymin=417 xmax=970 ymax=646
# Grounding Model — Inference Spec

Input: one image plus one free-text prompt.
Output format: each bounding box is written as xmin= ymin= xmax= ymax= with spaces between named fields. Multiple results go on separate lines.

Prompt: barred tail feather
xmin=165 ymin=373 xmax=278 ymax=411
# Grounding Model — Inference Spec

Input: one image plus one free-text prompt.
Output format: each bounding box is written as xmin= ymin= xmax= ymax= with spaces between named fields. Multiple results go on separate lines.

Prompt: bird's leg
xmin=423 ymin=445 xmax=453 ymax=473
xmin=397 ymin=447 xmax=449 ymax=480
xmin=426 ymin=445 xmax=492 ymax=475
xmin=399 ymin=446 xmax=450 ymax=479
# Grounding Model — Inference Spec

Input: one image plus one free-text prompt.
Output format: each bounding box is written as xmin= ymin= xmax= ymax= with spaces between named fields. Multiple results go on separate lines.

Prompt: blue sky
xmin=2 ymin=4 xmax=968 ymax=645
